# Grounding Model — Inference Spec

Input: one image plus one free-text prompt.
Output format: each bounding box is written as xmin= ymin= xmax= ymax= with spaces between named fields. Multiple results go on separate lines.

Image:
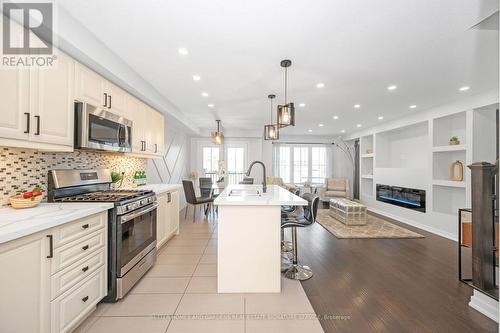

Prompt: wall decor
xmin=449 ymin=136 xmax=460 ymax=145
xmin=450 ymin=160 xmax=464 ymax=181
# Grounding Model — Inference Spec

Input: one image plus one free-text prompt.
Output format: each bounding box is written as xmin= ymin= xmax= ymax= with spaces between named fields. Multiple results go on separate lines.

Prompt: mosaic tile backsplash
xmin=0 ymin=147 xmax=148 ymax=206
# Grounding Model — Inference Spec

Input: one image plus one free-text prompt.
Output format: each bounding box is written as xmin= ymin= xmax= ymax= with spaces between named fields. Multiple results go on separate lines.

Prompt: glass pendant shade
xmin=211 ymin=120 xmax=224 ymax=144
xmin=277 ymin=102 xmax=295 ymax=128
xmin=264 ymin=124 xmax=279 ymax=140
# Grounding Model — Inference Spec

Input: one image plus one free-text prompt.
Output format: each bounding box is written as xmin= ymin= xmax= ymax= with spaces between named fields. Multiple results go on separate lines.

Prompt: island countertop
xmin=214 ymin=184 xmax=307 ymax=206
xmin=0 ymin=203 xmax=113 ymax=244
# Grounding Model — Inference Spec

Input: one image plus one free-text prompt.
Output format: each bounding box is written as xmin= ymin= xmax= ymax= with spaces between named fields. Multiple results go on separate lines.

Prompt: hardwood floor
xmin=296 ymin=210 xmax=498 ymax=333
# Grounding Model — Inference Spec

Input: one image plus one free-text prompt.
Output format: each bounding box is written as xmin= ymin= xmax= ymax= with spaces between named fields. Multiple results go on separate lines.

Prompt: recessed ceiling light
xmin=387 ymin=85 xmax=397 ymax=91
xmin=193 ymin=75 xmax=201 ymax=81
xmin=308 ymin=129 xmax=313 ymax=133
xmin=318 ymin=123 xmax=324 ymax=127
xmin=208 ymin=104 xmax=215 ymax=108
xmin=459 ymin=86 xmax=470 ymax=91
xmin=341 ymin=130 xmax=346 ymax=133
xmin=299 ymin=103 xmax=306 ymax=107
xmin=316 ymin=83 xmax=325 ymax=88
xmin=378 ymin=116 xmax=384 ymax=120
xmin=409 ymin=105 xmax=417 ymax=109
xmin=354 ymin=104 xmax=361 ymax=109
xmin=333 ymin=115 xmax=339 ymax=120
xmin=356 ymin=124 xmax=362 ymax=128
xmin=178 ymin=48 xmax=189 ymax=55
xmin=201 ymin=92 xmax=209 ymax=97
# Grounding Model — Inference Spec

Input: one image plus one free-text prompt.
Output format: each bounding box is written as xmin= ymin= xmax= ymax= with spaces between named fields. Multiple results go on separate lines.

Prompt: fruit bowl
xmin=9 ymin=194 xmax=43 ymax=209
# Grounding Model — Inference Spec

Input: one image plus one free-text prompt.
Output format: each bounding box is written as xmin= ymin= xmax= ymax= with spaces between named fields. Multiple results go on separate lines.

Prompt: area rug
xmin=316 ymin=209 xmax=424 ymax=239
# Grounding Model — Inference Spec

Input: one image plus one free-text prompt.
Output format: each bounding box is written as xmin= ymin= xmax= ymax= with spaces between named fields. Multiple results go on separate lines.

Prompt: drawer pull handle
xmin=82 ymin=266 xmax=89 ymax=272
xmin=82 ymin=296 xmax=89 ymax=302
xmin=81 ymin=224 xmax=89 ymax=229
xmin=82 ymin=245 xmax=89 ymax=251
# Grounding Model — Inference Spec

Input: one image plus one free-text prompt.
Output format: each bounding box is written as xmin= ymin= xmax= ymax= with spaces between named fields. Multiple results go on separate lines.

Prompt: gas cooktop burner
xmin=58 ymin=190 xmax=153 ymax=203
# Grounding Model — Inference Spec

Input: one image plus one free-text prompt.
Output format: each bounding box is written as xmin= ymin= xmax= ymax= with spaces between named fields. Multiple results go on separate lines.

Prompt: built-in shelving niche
xmin=360 ymin=134 xmax=374 ymax=197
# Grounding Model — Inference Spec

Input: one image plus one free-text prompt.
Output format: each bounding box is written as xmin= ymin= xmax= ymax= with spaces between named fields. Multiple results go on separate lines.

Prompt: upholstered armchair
xmin=266 ymin=176 xmax=295 ymax=191
xmin=322 ymin=178 xmax=349 ymax=201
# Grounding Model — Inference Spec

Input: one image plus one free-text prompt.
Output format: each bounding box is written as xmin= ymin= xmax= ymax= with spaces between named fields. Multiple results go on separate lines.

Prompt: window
xmin=278 ymin=146 xmax=291 ymax=183
xmin=293 ymin=147 xmax=309 ymax=183
xmin=202 ymin=147 xmax=220 ymax=173
xmin=274 ymin=144 xmax=330 ymax=184
xmin=226 ymin=147 xmax=245 ymax=184
xmin=311 ymin=147 xmax=327 ymax=182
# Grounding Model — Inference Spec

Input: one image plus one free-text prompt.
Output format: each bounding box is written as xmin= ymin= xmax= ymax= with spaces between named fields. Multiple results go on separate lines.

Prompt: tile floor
xmin=75 ymin=211 xmax=324 ymax=333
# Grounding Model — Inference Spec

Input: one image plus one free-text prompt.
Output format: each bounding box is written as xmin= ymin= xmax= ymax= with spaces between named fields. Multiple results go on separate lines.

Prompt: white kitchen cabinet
xmin=0 ymin=232 xmax=51 ymax=333
xmin=105 ymin=81 xmax=127 ymax=116
xmin=0 ymin=212 xmax=107 ymax=333
xmin=30 ymin=51 xmax=75 ymax=147
xmin=75 ymin=62 xmax=106 ymax=107
xmin=156 ymin=190 xmax=180 ymax=248
xmin=126 ymin=95 xmax=147 ymax=153
xmin=151 ymin=109 xmax=165 ymax=157
xmin=0 ymin=67 xmax=30 ymax=141
xmin=0 ymin=50 xmax=75 ymax=151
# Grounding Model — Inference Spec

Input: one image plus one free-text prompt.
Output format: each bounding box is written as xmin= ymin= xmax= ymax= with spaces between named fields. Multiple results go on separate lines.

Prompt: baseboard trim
xmin=367 ymin=207 xmax=457 ymax=242
xmin=469 ymin=290 xmax=499 ymax=323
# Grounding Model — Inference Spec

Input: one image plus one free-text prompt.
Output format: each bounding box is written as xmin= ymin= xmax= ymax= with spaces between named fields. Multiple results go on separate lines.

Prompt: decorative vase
xmin=450 ymin=160 xmax=464 ymax=181
xmin=449 ymin=137 xmax=460 ymax=145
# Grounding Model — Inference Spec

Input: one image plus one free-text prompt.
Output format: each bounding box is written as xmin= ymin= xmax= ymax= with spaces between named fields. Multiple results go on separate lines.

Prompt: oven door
xmin=117 ymin=203 xmax=158 ymax=277
xmin=76 ymin=102 xmax=132 ymax=152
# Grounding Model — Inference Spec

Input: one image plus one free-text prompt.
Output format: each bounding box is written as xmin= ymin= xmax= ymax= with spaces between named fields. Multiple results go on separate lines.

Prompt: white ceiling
xmin=58 ymin=0 xmax=498 ymax=136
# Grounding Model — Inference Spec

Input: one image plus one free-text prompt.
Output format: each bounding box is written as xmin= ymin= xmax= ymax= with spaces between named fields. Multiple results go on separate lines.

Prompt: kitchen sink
xmin=228 ymin=189 xmax=261 ymax=197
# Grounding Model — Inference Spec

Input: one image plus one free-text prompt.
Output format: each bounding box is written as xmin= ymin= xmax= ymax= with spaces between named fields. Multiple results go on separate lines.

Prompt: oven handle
xmin=120 ymin=203 xmax=158 ymax=224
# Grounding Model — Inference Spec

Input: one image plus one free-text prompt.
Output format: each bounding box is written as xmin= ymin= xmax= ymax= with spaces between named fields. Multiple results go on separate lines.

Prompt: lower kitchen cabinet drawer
xmin=51 ymin=249 xmax=105 ymax=300
xmin=51 ymin=230 xmax=105 ymax=274
xmin=52 ymin=213 xmax=106 ymax=248
xmin=51 ymin=268 xmax=106 ymax=333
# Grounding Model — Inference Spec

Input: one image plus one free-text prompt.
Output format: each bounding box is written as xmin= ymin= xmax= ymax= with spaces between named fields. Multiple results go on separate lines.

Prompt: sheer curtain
xmin=272 ymin=143 xmax=332 ymax=184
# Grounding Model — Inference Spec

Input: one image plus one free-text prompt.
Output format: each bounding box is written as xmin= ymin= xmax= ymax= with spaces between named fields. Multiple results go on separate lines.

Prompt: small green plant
xmin=111 ymin=171 xmax=123 ymax=183
xmin=449 ymin=136 xmax=460 ymax=145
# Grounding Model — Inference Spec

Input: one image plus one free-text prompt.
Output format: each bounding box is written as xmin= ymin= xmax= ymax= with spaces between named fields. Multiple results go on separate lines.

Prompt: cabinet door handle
xmin=103 ymin=93 xmax=108 ymax=107
xmin=82 ymin=244 xmax=89 ymax=251
xmin=46 ymin=235 xmax=53 ymax=258
xmin=81 ymin=224 xmax=89 ymax=229
xmin=34 ymin=115 xmax=40 ymax=135
xmin=108 ymin=95 xmax=112 ymax=109
xmin=82 ymin=266 xmax=89 ymax=272
xmin=24 ymin=112 xmax=30 ymax=133
xmin=82 ymin=296 xmax=89 ymax=302
xmin=154 ymin=143 xmax=158 ymax=153
xmin=143 ymin=141 xmax=147 ymax=151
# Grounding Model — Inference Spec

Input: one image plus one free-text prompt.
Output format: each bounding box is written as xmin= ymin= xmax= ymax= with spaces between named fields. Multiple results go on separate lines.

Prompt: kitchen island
xmin=214 ymin=184 xmax=306 ymax=293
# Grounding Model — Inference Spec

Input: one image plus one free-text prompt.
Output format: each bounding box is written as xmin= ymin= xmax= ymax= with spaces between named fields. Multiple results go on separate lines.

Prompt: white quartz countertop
xmin=214 ymin=184 xmax=307 ymax=206
xmin=0 ymin=203 xmax=113 ymax=244
xmin=128 ymin=183 xmax=182 ymax=195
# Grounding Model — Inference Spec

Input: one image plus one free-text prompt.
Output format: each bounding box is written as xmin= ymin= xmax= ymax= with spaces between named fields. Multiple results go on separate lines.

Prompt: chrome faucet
xmin=246 ymin=161 xmax=267 ymax=193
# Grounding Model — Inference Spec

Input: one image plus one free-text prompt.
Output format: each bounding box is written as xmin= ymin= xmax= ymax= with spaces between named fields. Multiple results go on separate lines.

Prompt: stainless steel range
xmin=48 ymin=169 xmax=157 ymax=302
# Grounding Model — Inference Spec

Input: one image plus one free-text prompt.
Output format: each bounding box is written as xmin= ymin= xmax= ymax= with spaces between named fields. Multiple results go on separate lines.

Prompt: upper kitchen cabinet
xmin=75 ymin=63 xmax=127 ymax=116
xmin=0 ymin=51 xmax=75 ymax=151
xmin=30 ymin=51 xmax=75 ymax=147
xmin=151 ymin=109 xmax=165 ymax=157
xmin=75 ymin=62 xmax=105 ymax=107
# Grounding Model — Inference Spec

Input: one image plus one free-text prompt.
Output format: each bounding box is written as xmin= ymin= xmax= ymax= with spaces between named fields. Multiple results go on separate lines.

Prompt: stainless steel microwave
xmin=75 ymin=102 xmax=132 ymax=152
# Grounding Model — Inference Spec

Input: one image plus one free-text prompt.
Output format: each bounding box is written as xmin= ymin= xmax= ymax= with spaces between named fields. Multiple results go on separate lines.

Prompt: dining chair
xmin=182 ymin=180 xmax=214 ymax=222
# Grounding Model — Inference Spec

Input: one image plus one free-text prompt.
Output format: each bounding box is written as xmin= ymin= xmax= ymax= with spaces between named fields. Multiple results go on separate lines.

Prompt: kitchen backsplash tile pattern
xmin=0 ymin=147 xmax=147 ymax=206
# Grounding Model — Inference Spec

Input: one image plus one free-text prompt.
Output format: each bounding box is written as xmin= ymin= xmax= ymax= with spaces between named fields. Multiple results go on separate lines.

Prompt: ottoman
xmin=329 ymin=198 xmax=367 ymax=225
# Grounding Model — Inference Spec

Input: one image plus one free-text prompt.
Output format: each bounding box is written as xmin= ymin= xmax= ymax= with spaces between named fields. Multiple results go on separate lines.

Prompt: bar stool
xmin=281 ymin=187 xmax=300 ymax=254
xmin=281 ymin=192 xmax=319 ymax=280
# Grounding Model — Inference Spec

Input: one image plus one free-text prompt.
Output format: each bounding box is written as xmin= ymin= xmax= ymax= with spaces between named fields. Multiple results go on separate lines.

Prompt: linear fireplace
xmin=376 ymin=184 xmax=426 ymax=212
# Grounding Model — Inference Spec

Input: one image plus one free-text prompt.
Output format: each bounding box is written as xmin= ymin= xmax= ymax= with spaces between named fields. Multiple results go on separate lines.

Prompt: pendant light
xmin=277 ymin=59 xmax=295 ymax=128
xmin=264 ymin=94 xmax=279 ymax=140
xmin=211 ymin=120 xmax=224 ymax=144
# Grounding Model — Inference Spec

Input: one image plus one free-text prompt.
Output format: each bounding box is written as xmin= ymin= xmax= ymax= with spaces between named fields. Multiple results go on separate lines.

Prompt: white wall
xmin=341 ymin=89 xmax=499 ymax=240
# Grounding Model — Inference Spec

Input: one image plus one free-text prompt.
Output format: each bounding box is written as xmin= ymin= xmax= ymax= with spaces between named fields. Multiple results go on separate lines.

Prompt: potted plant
xmin=449 ymin=136 xmax=460 ymax=145
xmin=111 ymin=171 xmax=123 ymax=189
